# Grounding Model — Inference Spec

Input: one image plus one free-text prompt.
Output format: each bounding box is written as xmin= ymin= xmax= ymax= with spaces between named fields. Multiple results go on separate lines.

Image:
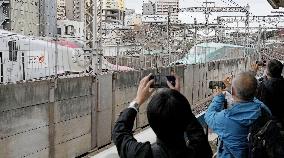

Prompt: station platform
xmin=91 ymin=128 xmax=156 ymax=158
xmin=90 ymin=112 xmax=218 ymax=158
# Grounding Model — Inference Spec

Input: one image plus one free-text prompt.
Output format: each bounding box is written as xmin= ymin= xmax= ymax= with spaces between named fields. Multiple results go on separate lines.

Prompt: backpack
xmin=248 ymin=108 xmax=284 ymax=158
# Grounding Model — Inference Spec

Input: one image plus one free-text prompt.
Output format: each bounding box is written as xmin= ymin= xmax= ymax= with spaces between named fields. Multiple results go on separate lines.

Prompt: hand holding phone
xmin=149 ymin=75 xmax=176 ymax=88
xmin=134 ymin=74 xmax=155 ymax=105
xmin=209 ymin=81 xmax=226 ymax=90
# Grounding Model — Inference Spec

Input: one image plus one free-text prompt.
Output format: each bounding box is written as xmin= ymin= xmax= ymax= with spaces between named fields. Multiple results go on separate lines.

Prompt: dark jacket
xmin=112 ymin=108 xmax=212 ymax=158
xmin=256 ymin=77 xmax=284 ymax=122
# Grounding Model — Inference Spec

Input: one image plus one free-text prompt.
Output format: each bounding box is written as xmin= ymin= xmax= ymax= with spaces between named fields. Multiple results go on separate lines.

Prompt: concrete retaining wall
xmin=0 ymin=57 xmax=255 ymax=157
xmin=0 ymin=77 xmax=93 ymax=158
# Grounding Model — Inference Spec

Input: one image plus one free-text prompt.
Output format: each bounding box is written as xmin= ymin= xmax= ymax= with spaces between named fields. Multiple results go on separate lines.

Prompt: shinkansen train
xmin=0 ymin=29 xmax=133 ymax=83
xmin=170 ymin=42 xmax=257 ymax=65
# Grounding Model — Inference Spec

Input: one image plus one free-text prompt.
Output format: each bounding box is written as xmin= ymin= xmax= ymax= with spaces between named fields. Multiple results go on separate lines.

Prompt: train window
xmin=8 ymin=41 xmax=18 ymax=61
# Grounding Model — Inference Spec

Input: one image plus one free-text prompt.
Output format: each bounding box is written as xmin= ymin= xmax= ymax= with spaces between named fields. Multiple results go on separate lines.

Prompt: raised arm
xmin=112 ymin=74 xmax=154 ymax=158
xmin=204 ymin=93 xmax=226 ymax=133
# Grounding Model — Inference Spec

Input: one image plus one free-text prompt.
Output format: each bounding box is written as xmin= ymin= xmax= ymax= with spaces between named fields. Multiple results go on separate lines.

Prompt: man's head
xmin=232 ymin=72 xmax=257 ymax=101
xmin=147 ymin=89 xmax=193 ymax=142
xmin=266 ymin=59 xmax=283 ymax=78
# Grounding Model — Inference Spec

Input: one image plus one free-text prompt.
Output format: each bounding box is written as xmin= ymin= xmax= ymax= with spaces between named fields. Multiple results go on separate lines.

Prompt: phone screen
xmin=209 ymin=81 xmax=226 ymax=89
xmin=150 ymin=75 xmax=176 ymax=88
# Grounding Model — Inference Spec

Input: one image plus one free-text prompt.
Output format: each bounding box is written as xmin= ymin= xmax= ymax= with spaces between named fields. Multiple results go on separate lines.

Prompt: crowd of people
xmin=111 ymin=59 xmax=284 ymax=158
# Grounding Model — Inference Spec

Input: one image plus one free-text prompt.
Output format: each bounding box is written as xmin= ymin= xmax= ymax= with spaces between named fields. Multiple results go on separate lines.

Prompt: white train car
xmin=0 ymin=29 xmax=90 ymax=83
xmin=0 ymin=29 xmax=133 ymax=83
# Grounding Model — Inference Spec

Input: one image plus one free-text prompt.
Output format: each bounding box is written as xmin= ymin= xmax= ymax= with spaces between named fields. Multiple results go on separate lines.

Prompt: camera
xmin=149 ymin=75 xmax=176 ymax=88
xmin=256 ymin=60 xmax=266 ymax=67
xmin=209 ymin=81 xmax=226 ymax=89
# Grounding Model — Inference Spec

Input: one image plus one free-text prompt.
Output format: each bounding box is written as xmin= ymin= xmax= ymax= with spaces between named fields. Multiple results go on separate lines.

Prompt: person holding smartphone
xmin=254 ymin=59 xmax=284 ymax=125
xmin=204 ymin=72 xmax=271 ymax=158
xmin=112 ymin=73 xmax=212 ymax=158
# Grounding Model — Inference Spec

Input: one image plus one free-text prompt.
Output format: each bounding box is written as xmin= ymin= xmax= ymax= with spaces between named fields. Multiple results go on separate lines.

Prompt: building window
xmin=8 ymin=41 xmax=18 ymax=61
xmin=57 ymin=28 xmax=62 ymax=35
xmin=65 ymin=25 xmax=75 ymax=36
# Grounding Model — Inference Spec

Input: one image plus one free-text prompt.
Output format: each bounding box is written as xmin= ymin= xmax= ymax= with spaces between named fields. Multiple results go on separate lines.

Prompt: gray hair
xmin=232 ymin=72 xmax=257 ymax=101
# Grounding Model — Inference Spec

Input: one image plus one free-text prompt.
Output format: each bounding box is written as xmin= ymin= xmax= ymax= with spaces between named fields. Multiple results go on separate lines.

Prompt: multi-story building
xmin=125 ymin=9 xmax=142 ymax=27
xmin=102 ymin=0 xmax=125 ymax=25
xmin=56 ymin=0 xmax=85 ymax=41
xmin=57 ymin=20 xmax=84 ymax=41
xmin=65 ymin=0 xmax=84 ymax=22
xmin=117 ymin=0 xmax=125 ymax=11
xmin=142 ymin=1 xmax=156 ymax=15
xmin=0 ymin=0 xmax=57 ymax=37
xmin=57 ymin=0 xmax=84 ymax=22
xmin=156 ymin=0 xmax=179 ymax=23
xmin=39 ymin=0 xmax=57 ymax=37
xmin=57 ymin=0 xmax=66 ymax=20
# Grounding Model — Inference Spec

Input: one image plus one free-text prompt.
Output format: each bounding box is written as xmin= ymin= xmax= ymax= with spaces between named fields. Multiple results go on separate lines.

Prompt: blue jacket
xmin=204 ymin=94 xmax=271 ymax=158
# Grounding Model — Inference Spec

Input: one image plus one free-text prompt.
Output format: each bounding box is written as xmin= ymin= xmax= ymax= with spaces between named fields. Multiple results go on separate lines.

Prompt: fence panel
xmin=184 ymin=65 xmax=194 ymax=105
xmin=199 ymin=63 xmax=206 ymax=100
xmin=175 ymin=66 xmax=185 ymax=94
xmin=55 ymin=77 xmax=92 ymax=101
xmin=0 ymin=124 xmax=49 ymax=158
xmin=97 ymin=74 xmax=113 ymax=147
xmin=192 ymin=64 xmax=200 ymax=106
xmin=0 ymin=81 xmax=50 ymax=112
xmin=0 ymin=103 xmax=50 ymax=158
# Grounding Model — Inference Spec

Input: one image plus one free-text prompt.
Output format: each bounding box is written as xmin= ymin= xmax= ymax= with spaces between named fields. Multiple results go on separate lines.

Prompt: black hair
xmin=267 ymin=59 xmax=283 ymax=78
xmin=147 ymin=89 xmax=194 ymax=142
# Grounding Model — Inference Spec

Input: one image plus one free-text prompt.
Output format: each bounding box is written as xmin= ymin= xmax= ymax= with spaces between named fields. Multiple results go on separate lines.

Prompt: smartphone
xmin=149 ymin=75 xmax=176 ymax=88
xmin=209 ymin=81 xmax=226 ymax=89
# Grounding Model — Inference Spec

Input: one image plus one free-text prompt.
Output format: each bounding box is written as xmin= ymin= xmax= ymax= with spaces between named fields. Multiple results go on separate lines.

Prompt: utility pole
xmin=98 ymin=0 xmax=103 ymax=73
xmin=116 ymin=38 xmax=120 ymax=71
xmin=54 ymin=0 xmax=58 ymax=77
xmin=245 ymin=5 xmax=250 ymax=56
xmin=183 ymin=24 xmax=187 ymax=55
xmin=84 ymin=0 xmax=103 ymax=74
xmin=194 ymin=18 xmax=197 ymax=63
xmin=203 ymin=0 xmax=215 ymax=63
xmin=93 ymin=0 xmax=98 ymax=74
xmin=203 ymin=0 xmax=215 ymax=26
xmin=167 ymin=6 xmax=171 ymax=64
xmin=216 ymin=17 xmax=221 ymax=42
xmin=257 ymin=25 xmax=262 ymax=61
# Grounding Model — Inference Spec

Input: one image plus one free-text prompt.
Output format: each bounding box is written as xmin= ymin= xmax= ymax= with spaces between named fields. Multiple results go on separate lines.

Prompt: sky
xmin=125 ymin=0 xmax=284 ymax=24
